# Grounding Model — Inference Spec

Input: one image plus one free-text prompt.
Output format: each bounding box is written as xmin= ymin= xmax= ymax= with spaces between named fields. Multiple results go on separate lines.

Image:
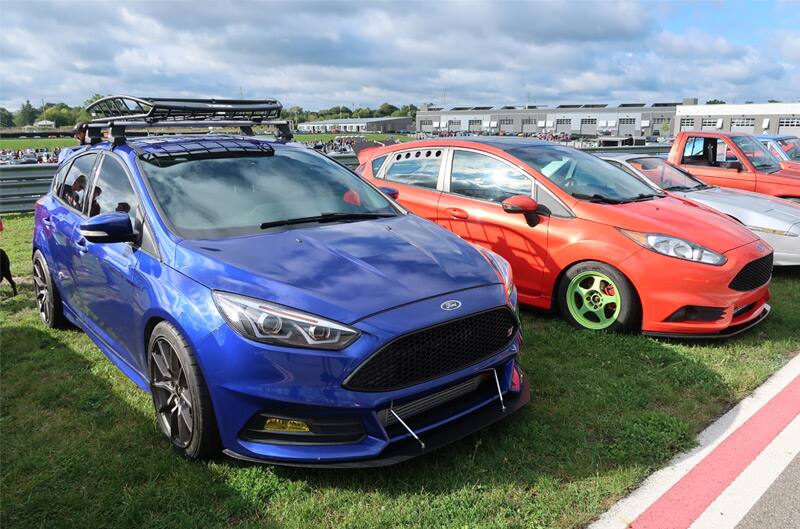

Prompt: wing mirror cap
xmin=502 ymin=195 xmax=538 ymax=213
xmin=79 ymin=212 xmax=135 ymax=243
xmin=379 ymin=186 xmax=400 ymax=200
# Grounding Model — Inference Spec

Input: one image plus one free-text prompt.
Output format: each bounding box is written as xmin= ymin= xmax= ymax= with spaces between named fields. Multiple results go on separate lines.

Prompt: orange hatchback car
xmin=357 ymin=138 xmax=772 ymax=338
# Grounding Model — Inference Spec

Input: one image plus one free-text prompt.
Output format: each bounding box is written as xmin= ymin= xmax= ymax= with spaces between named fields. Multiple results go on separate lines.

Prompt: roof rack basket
xmin=85 ymin=95 xmax=293 ymax=145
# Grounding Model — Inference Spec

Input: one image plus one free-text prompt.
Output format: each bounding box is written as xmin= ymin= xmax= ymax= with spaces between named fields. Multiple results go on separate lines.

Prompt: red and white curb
xmin=590 ymin=353 xmax=800 ymax=529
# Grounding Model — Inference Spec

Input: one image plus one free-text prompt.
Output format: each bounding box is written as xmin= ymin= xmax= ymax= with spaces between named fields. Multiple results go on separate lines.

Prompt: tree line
xmin=0 ymin=96 xmax=418 ymax=128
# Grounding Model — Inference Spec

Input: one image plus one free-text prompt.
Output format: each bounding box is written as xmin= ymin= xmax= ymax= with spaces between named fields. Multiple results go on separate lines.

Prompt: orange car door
xmin=677 ymin=136 xmax=756 ymax=191
xmin=378 ymin=147 xmax=446 ymax=221
xmin=437 ymin=148 xmax=547 ymax=298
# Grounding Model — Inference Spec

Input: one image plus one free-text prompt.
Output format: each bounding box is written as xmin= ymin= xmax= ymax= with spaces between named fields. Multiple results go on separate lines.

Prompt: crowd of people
xmin=0 ymin=147 xmax=64 ymax=164
xmin=302 ymin=136 xmax=365 ymax=154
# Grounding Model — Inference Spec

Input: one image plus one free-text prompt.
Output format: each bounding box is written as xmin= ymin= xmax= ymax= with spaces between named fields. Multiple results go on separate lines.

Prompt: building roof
xmin=419 ymin=101 xmax=685 ymax=113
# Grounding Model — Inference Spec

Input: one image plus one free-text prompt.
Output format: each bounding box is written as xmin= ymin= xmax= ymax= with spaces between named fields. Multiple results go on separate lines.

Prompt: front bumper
xmin=197 ymin=284 xmax=529 ymax=466
xmin=757 ymin=232 xmax=800 ymax=267
xmin=223 ymin=373 xmax=530 ymax=468
xmin=620 ymin=240 xmax=773 ymax=336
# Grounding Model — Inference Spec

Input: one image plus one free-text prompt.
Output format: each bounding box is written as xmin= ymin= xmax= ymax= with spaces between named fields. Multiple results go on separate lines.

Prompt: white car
xmin=600 ymin=153 xmax=800 ymax=266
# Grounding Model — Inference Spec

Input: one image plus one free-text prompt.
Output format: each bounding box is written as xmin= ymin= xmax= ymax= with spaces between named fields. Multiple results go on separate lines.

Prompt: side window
xmin=371 ymin=155 xmax=387 ymax=176
xmin=88 ymin=156 xmax=140 ymax=224
xmin=57 ymin=154 xmax=97 ymax=213
xmin=717 ymin=138 xmax=739 ymax=163
xmin=681 ymin=137 xmax=706 ymax=165
xmin=52 ymin=161 xmax=73 ymax=193
xmin=450 ymin=150 xmax=532 ymax=202
xmin=384 ymin=150 xmax=442 ymax=189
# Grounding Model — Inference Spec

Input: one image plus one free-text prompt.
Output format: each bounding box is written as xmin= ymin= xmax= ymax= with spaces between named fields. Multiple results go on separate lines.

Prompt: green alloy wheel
xmin=566 ymin=271 xmax=621 ymax=330
xmin=558 ymin=261 xmax=641 ymax=333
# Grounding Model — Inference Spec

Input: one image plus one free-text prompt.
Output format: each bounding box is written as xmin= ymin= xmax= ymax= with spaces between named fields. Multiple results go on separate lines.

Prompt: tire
xmin=32 ymin=250 xmax=66 ymax=328
xmin=557 ymin=261 xmax=641 ymax=333
xmin=148 ymin=321 xmax=221 ymax=460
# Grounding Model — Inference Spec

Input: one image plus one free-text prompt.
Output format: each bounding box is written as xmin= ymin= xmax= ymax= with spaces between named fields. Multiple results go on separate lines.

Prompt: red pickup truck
xmin=667 ymin=131 xmax=800 ymax=203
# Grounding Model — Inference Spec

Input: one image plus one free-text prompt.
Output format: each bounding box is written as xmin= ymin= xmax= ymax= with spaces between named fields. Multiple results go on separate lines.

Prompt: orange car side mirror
xmin=502 ymin=195 xmax=540 ymax=227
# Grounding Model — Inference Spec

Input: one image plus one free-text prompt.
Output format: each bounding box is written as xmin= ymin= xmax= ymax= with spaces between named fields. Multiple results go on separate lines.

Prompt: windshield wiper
xmin=627 ymin=193 xmax=664 ymax=202
xmin=663 ymin=185 xmax=692 ymax=192
xmin=570 ymin=193 xmax=623 ymax=204
xmin=260 ymin=212 xmax=395 ymax=229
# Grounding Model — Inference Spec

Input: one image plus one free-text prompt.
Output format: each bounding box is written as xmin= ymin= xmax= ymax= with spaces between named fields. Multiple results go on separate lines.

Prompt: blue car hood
xmin=174 ymin=214 xmax=500 ymax=324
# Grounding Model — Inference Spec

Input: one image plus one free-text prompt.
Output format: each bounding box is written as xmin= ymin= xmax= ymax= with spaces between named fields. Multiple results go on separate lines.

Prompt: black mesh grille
xmin=729 ymin=253 xmax=773 ymax=292
xmin=344 ymin=308 xmax=517 ymax=392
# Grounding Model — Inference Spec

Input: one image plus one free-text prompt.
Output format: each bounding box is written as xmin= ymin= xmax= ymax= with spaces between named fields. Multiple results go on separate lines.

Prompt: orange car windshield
xmin=509 ymin=145 xmax=660 ymax=203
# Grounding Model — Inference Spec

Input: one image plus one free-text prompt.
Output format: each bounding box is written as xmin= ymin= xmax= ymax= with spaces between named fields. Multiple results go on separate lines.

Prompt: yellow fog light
xmin=264 ymin=417 xmax=310 ymax=432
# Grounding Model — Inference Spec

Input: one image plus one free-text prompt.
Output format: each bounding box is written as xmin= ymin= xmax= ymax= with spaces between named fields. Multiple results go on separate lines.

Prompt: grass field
xmin=0 ymin=133 xmax=412 ymax=152
xmin=1 ymin=212 xmax=798 ymax=529
xmin=0 ymin=137 xmax=79 ymax=150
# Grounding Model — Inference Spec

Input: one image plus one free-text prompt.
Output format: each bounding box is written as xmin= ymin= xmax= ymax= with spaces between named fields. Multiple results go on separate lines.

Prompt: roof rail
xmin=85 ymin=95 xmax=293 ymax=145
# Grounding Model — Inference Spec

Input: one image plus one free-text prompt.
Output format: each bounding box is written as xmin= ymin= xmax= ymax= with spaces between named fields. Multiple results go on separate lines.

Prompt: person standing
xmin=58 ymin=122 xmax=89 ymax=164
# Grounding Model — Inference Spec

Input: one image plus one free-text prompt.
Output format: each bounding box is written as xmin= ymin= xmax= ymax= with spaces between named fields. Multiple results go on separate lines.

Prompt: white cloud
xmin=0 ymin=0 xmax=797 ymax=110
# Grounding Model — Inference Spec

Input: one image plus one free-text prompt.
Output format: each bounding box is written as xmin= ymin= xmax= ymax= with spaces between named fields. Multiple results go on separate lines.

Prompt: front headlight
xmin=212 ymin=291 xmax=360 ymax=350
xmin=473 ymin=245 xmax=516 ymax=303
xmin=619 ymin=229 xmax=727 ymax=266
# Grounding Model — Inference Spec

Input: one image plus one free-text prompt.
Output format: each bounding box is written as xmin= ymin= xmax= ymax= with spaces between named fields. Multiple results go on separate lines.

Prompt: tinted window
xmin=509 ymin=145 xmax=656 ymax=202
xmin=141 ymin=147 xmax=397 ymax=239
xmin=89 ymin=157 xmax=141 ymax=222
xmin=57 ymin=154 xmax=97 ymax=213
xmin=371 ymin=155 xmax=387 ymax=176
xmin=52 ymin=162 xmax=72 ymax=193
xmin=384 ymin=151 xmax=442 ymax=188
xmin=682 ymin=137 xmax=707 ymax=164
xmin=450 ymin=150 xmax=531 ymax=202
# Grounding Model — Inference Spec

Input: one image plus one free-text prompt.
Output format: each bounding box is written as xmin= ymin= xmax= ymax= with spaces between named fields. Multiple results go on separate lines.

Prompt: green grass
xmin=0 ymin=134 xmax=412 ymax=152
xmin=0 ymin=137 xmax=78 ymax=150
xmin=1 ymin=212 xmax=798 ymax=529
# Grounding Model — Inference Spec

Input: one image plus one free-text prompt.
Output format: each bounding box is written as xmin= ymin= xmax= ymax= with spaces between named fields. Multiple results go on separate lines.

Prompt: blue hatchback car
xmin=31 ymin=96 xmax=529 ymax=466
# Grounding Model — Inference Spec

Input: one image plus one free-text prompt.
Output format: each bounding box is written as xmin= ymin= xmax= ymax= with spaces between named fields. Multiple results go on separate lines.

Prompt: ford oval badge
xmin=441 ymin=300 xmax=462 ymax=311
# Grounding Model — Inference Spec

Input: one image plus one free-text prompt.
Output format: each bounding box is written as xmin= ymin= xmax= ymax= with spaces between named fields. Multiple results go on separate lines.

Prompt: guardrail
xmin=0 ymin=145 xmax=672 ymax=214
xmin=1 ymin=163 xmax=57 ymax=214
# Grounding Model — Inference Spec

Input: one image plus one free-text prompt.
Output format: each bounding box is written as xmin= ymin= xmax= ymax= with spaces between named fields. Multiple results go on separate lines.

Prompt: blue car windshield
xmin=777 ymin=138 xmax=800 ymax=161
xmin=141 ymin=147 xmax=398 ymax=239
xmin=508 ymin=145 xmax=661 ymax=203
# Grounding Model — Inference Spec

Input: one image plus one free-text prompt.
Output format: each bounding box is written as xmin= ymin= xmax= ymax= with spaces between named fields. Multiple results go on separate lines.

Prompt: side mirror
xmin=379 ymin=186 xmax=400 ymax=200
xmin=502 ymin=195 xmax=540 ymax=227
xmin=719 ymin=160 xmax=742 ymax=171
xmin=80 ymin=212 xmax=135 ymax=243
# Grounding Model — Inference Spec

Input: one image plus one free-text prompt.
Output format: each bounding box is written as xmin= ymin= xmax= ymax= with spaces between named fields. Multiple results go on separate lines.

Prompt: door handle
xmin=41 ymin=215 xmax=53 ymax=227
xmin=446 ymin=207 xmax=469 ymax=220
xmin=73 ymin=237 xmax=88 ymax=254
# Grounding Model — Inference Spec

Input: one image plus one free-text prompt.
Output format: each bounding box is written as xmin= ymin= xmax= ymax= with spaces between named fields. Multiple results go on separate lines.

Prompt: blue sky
xmin=1 ymin=0 xmax=798 ymax=111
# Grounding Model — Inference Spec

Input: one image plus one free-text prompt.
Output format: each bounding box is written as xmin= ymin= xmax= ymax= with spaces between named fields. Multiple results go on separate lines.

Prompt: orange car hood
xmin=576 ymin=195 xmax=758 ymax=254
